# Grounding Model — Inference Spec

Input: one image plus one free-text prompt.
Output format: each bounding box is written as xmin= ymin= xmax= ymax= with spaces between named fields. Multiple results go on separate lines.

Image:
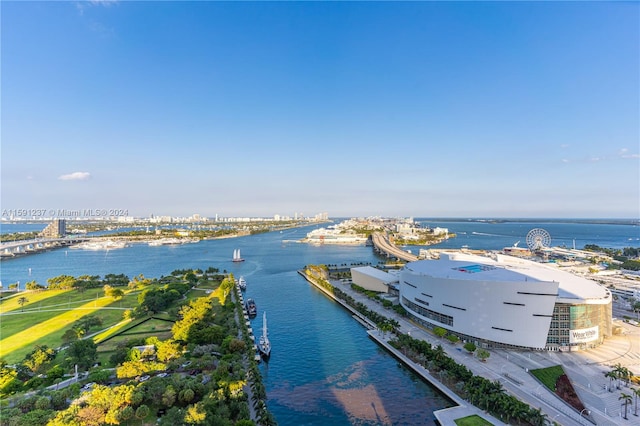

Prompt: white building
xmin=351 ymin=266 xmax=399 ymax=293
xmin=608 ymin=283 xmax=640 ymax=301
xmin=305 ymin=227 xmax=367 ymax=245
xmin=399 ymin=252 xmax=612 ymax=351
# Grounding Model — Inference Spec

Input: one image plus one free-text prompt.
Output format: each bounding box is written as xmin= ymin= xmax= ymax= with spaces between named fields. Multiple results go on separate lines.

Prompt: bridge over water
xmin=0 ymin=237 xmax=89 ymax=258
xmin=371 ymin=232 xmax=418 ymax=262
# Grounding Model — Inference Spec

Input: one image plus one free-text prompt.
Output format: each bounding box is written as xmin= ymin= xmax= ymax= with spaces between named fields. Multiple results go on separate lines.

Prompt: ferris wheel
xmin=526 ymin=228 xmax=552 ymax=251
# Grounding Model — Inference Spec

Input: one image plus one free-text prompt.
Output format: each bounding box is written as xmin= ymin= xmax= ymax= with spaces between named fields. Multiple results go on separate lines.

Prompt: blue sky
xmin=2 ymin=1 xmax=638 ymax=219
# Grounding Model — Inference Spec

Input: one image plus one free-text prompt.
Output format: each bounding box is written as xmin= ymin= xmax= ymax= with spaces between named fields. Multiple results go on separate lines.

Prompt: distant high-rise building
xmin=41 ymin=219 xmax=66 ymax=238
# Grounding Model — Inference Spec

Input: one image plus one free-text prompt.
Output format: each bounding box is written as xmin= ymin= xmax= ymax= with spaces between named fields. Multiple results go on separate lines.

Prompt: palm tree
xmin=604 ymin=370 xmax=616 ymax=392
xmin=613 ymin=363 xmax=631 ymax=388
xmin=620 ymin=366 xmax=632 ymax=387
xmin=619 ymin=393 xmax=633 ymax=420
xmin=527 ymin=407 xmax=548 ymax=426
xmin=632 ymin=387 xmax=640 ymax=417
xmin=17 ymin=296 xmax=28 ymax=312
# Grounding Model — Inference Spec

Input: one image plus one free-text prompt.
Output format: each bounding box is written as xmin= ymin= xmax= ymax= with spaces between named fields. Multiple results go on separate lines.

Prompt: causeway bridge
xmin=371 ymin=232 xmax=418 ymax=262
xmin=0 ymin=237 xmax=89 ymax=258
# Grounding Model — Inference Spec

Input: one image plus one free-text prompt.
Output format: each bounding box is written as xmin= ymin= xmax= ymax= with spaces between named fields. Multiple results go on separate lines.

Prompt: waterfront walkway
xmin=302 ymin=272 xmax=639 ymax=425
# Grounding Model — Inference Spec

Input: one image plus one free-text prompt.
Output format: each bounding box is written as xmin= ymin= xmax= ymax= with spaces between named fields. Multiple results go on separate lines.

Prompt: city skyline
xmin=2 ymin=1 xmax=638 ymax=219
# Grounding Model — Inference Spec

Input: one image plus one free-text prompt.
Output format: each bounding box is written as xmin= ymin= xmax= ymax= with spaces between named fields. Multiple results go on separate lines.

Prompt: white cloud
xmin=76 ymin=0 xmax=118 ymax=16
xmin=58 ymin=172 xmax=91 ymax=181
xmin=619 ymin=148 xmax=640 ymax=159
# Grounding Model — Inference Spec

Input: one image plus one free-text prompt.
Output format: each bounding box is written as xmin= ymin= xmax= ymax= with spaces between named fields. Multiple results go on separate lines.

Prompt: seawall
xmin=297 ymin=269 xmax=505 ymax=425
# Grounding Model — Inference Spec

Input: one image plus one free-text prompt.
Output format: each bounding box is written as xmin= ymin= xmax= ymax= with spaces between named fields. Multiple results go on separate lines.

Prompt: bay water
xmin=1 ymin=219 xmax=638 ymax=425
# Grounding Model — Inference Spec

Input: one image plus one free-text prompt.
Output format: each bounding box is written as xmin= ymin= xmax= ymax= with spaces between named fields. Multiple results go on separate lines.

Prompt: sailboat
xmin=232 ymin=249 xmax=244 ymax=262
xmin=258 ymin=311 xmax=271 ymax=359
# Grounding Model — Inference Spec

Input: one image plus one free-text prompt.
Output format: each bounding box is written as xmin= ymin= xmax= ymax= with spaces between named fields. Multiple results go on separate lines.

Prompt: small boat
xmin=232 ymin=249 xmax=245 ymax=262
xmin=245 ymin=298 xmax=257 ymax=317
xmin=258 ymin=311 xmax=271 ymax=359
xmin=238 ymin=276 xmax=246 ymax=291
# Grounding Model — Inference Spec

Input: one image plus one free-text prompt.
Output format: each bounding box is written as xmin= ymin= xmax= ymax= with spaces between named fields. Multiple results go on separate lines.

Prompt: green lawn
xmin=1 ymin=298 xmax=127 ymax=363
xmin=454 ymin=415 xmax=494 ymax=425
xmin=530 ymin=365 xmax=564 ymax=391
xmin=0 ymin=289 xmax=141 ymax=363
xmin=0 ymin=279 xmax=218 ymax=364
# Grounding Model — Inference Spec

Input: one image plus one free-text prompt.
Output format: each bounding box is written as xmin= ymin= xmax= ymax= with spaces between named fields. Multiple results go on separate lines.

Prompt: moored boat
xmin=245 ymin=298 xmax=257 ymax=317
xmin=258 ymin=311 xmax=271 ymax=359
xmin=238 ymin=276 xmax=246 ymax=291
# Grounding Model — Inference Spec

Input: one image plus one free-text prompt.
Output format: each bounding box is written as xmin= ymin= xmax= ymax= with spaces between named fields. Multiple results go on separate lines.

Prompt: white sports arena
xmin=398 ymin=252 xmax=613 ymax=351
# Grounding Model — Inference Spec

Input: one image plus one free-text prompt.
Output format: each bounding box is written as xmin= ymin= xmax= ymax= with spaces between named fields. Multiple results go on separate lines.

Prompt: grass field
xmin=0 ymin=276 xmax=224 ymax=365
xmin=530 ymin=365 xmax=564 ymax=391
xmin=0 ymin=288 xmax=140 ymax=363
xmin=454 ymin=415 xmax=494 ymax=425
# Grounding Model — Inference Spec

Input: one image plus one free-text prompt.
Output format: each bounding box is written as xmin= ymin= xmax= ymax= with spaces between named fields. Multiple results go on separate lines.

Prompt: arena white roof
xmin=351 ymin=266 xmax=397 ymax=283
xmin=404 ymin=252 xmax=609 ymax=302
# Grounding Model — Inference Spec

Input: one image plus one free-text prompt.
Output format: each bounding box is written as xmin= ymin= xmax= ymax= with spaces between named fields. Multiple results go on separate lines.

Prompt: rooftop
xmin=405 ymin=252 xmax=610 ymax=302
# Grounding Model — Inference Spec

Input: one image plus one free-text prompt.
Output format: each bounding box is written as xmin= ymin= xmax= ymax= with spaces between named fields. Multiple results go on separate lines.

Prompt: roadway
xmin=0 ymin=237 xmax=88 ymax=251
xmin=371 ymin=232 xmax=418 ymax=262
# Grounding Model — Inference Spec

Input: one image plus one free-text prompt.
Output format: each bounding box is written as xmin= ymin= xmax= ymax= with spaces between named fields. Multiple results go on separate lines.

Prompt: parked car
xmin=81 ymin=382 xmax=95 ymax=392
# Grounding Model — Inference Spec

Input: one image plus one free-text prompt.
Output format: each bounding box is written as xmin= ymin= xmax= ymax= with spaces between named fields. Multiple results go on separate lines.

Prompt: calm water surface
xmin=1 ymin=220 xmax=638 ymax=425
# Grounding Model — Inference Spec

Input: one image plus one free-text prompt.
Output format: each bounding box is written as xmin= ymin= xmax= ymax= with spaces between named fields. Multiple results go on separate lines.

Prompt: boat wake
xmin=471 ymin=232 xmax=502 ymax=237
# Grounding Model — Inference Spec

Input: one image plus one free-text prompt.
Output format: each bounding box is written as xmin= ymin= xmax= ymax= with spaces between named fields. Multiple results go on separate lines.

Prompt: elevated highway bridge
xmin=0 ymin=237 xmax=88 ymax=258
xmin=371 ymin=232 xmax=418 ymax=262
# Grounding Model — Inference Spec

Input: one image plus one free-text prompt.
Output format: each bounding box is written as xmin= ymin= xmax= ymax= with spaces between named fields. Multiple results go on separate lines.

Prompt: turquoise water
xmin=1 ymin=220 xmax=638 ymax=425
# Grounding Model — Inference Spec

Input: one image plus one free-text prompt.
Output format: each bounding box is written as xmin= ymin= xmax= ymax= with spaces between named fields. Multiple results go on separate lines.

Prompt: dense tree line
xmin=42 ymin=274 xmax=131 ymax=291
xmin=582 ymin=245 xmax=640 ymax=270
xmin=390 ymin=334 xmax=547 ymax=425
xmin=1 ymin=267 xmax=272 ymax=425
